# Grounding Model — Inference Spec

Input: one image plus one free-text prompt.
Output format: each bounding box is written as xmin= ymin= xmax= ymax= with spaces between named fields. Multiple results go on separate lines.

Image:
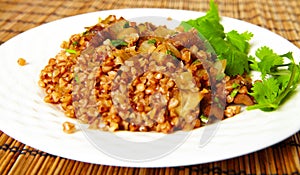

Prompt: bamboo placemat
xmin=0 ymin=0 xmax=299 ymax=174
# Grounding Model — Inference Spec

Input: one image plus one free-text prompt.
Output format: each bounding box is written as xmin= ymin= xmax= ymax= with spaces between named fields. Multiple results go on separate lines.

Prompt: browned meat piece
xmin=233 ymin=94 xmax=254 ymax=106
xmin=169 ymin=29 xmax=205 ymax=49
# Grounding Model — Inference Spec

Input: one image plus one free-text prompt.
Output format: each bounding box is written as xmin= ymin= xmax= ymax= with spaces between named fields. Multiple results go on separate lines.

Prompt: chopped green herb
xmin=74 ymin=74 xmax=80 ymax=83
xmin=230 ymin=88 xmax=239 ymax=98
xmin=192 ymin=59 xmax=201 ymax=65
xmin=123 ymin=22 xmax=130 ymax=28
xmin=65 ymin=49 xmax=77 ymax=54
xmin=214 ymin=97 xmax=220 ymax=103
xmin=231 ymin=83 xmax=240 ymax=89
xmin=166 ymin=50 xmax=178 ymax=60
xmin=166 ymin=50 xmax=172 ymax=55
xmin=72 ymin=41 xmax=78 ymax=46
xmin=147 ymin=39 xmax=157 ymax=44
xmin=111 ymin=39 xmax=128 ymax=47
xmin=200 ymin=115 xmax=209 ymax=123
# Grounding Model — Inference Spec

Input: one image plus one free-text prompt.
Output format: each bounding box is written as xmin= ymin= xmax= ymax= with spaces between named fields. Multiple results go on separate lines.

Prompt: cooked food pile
xmin=39 ymin=15 xmax=255 ymax=133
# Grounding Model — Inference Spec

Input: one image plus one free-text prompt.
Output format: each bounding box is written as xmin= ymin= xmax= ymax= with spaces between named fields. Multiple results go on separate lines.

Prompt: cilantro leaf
xmin=221 ymin=49 xmax=250 ymax=75
xmin=226 ymin=30 xmax=253 ymax=53
xmin=250 ymin=46 xmax=284 ymax=78
xmin=248 ymin=78 xmax=280 ymax=111
xmin=247 ymin=51 xmax=300 ymax=111
xmin=180 ymin=0 xmax=252 ymax=76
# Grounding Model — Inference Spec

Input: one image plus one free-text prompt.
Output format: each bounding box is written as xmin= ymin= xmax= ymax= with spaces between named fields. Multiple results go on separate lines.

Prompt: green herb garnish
xmin=230 ymin=88 xmax=239 ymax=98
xmin=166 ymin=50 xmax=172 ymax=55
xmin=111 ymin=39 xmax=128 ymax=47
xmin=65 ymin=49 xmax=77 ymax=54
xmin=123 ymin=22 xmax=130 ymax=28
xmin=148 ymin=39 xmax=156 ymax=44
xmin=231 ymin=83 xmax=240 ymax=89
xmin=181 ymin=0 xmax=253 ymax=76
xmin=181 ymin=0 xmax=300 ymax=112
xmin=200 ymin=115 xmax=209 ymax=123
xmin=74 ymin=73 xmax=80 ymax=83
xmin=247 ymin=47 xmax=300 ymax=111
xmin=72 ymin=41 xmax=78 ymax=46
xmin=192 ymin=59 xmax=201 ymax=65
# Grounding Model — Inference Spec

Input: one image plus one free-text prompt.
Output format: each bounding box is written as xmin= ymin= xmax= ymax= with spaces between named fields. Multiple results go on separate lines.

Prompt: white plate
xmin=0 ymin=8 xmax=299 ymax=167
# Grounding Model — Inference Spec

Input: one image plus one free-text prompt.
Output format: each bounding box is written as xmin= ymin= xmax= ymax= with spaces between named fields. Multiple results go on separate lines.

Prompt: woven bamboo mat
xmin=0 ymin=0 xmax=299 ymax=174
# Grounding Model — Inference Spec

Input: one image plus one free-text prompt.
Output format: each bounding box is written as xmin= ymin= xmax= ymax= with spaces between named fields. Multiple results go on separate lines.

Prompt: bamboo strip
xmin=108 ymin=166 xmax=120 ymax=175
xmin=254 ymin=152 xmax=263 ymax=174
xmin=295 ymin=133 xmax=300 ymax=162
xmin=97 ymin=165 xmax=110 ymax=174
xmin=266 ymin=147 xmax=277 ymax=174
xmin=36 ymin=155 xmax=55 ymax=175
xmin=1 ymin=151 xmax=19 ymax=174
xmin=0 ymin=132 xmax=10 ymax=146
xmin=76 ymin=162 xmax=87 ymax=175
xmin=88 ymin=164 xmax=100 ymax=175
xmin=208 ymin=162 xmax=214 ymax=175
xmin=159 ymin=167 xmax=166 ymax=175
xmin=190 ymin=167 xmax=198 ymax=175
xmin=177 ymin=167 xmax=185 ymax=175
xmin=24 ymin=151 xmax=44 ymax=175
xmin=57 ymin=159 xmax=70 ymax=174
xmin=8 ymin=146 xmax=32 ymax=174
xmin=116 ymin=166 xmax=124 ymax=175
xmin=220 ymin=158 xmax=227 ymax=174
xmin=273 ymin=145 xmax=285 ymax=174
xmin=27 ymin=153 xmax=46 ymax=175
xmin=47 ymin=156 xmax=61 ymax=174
xmin=281 ymin=144 xmax=293 ymax=173
xmin=68 ymin=160 xmax=79 ymax=174
xmin=18 ymin=148 xmax=38 ymax=175
xmin=164 ymin=167 xmax=173 ymax=175
xmin=257 ymin=150 xmax=268 ymax=174
xmin=237 ymin=156 xmax=245 ymax=174
xmin=118 ymin=167 xmax=128 ymax=175
xmin=83 ymin=163 xmax=95 ymax=175
xmin=53 ymin=157 xmax=67 ymax=174
xmin=78 ymin=162 xmax=92 ymax=175
xmin=0 ymin=136 xmax=12 ymax=162
xmin=155 ymin=167 xmax=161 ymax=175
xmin=213 ymin=161 xmax=222 ymax=174
xmin=288 ymin=143 xmax=300 ymax=172
xmin=0 ymin=140 xmax=23 ymax=174
xmin=62 ymin=160 xmax=76 ymax=175
xmin=69 ymin=161 xmax=82 ymax=175
xmin=227 ymin=159 xmax=235 ymax=174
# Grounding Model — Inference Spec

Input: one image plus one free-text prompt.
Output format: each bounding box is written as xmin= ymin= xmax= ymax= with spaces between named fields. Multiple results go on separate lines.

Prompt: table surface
xmin=0 ymin=0 xmax=299 ymax=174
